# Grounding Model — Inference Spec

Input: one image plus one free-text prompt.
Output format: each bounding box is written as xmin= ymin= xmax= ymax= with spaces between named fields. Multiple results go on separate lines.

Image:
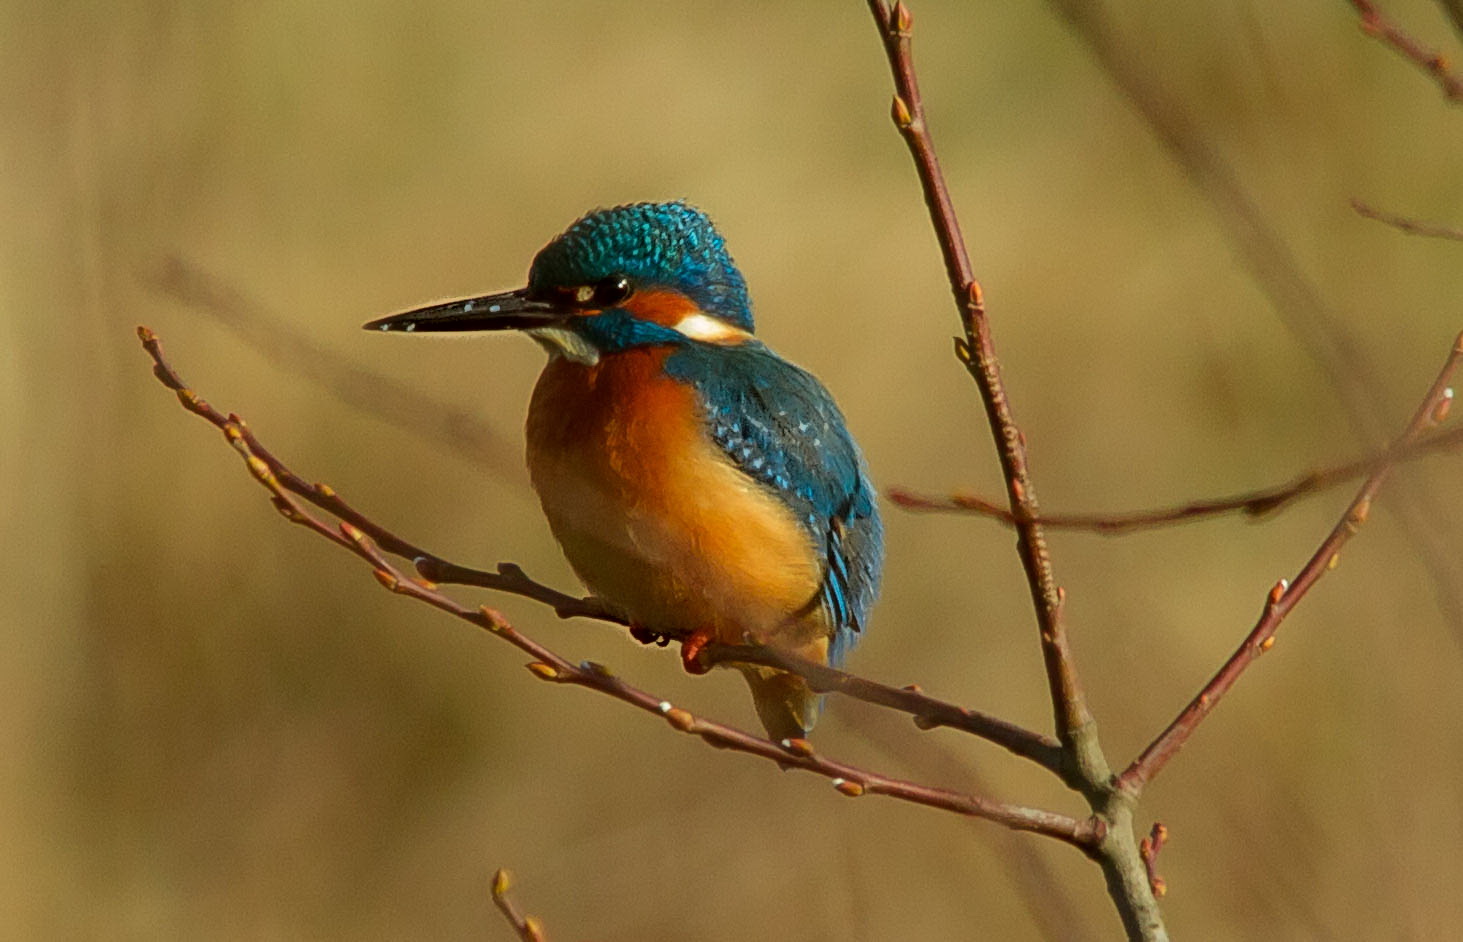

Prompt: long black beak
xmin=363 ymin=288 xmax=566 ymax=334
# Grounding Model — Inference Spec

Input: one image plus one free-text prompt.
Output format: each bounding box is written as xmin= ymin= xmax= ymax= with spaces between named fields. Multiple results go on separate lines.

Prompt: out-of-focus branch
xmin=865 ymin=0 xmax=1097 ymax=771
xmin=1442 ymin=0 xmax=1463 ymax=42
xmin=1352 ymin=199 xmax=1463 ymax=241
xmin=1120 ymin=334 xmax=1463 ymax=794
xmin=888 ymin=424 xmax=1463 ymax=532
xmin=1047 ymin=0 xmax=1384 ymax=435
xmin=138 ymin=326 xmax=1102 ymax=847
xmin=491 ymin=870 xmax=546 ymax=942
xmin=1349 ymin=0 xmax=1463 ymax=102
xmin=147 ymin=256 xmax=520 ymax=474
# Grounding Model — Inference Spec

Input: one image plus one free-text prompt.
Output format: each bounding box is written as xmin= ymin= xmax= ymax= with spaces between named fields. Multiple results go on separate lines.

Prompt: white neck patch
xmin=671 ymin=313 xmax=750 ymax=344
xmin=528 ymin=327 xmax=600 ymax=366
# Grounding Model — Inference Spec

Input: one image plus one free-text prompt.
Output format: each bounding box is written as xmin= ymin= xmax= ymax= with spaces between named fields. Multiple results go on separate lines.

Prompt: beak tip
xmin=362 ymin=317 xmax=408 ymax=333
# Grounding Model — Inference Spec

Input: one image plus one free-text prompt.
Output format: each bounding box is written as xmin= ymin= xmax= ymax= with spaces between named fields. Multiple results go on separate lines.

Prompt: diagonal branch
xmin=701 ymin=641 xmax=1066 ymax=776
xmin=1120 ymin=333 xmax=1463 ymax=794
xmin=138 ymin=326 xmax=1099 ymax=847
xmin=149 ymin=256 xmax=520 ymax=474
xmin=887 ymin=423 xmax=1463 ymax=533
xmin=139 ymin=327 xmax=1062 ymax=771
xmin=866 ymin=1 xmax=1098 ymax=768
xmin=1349 ymin=0 xmax=1463 ymax=103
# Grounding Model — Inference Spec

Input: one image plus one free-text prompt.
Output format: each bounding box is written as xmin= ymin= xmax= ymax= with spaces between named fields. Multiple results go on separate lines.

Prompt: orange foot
xmin=680 ymin=627 xmax=715 ymax=675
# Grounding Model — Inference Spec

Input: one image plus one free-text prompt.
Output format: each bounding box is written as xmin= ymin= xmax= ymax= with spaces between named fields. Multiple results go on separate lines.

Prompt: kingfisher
xmin=365 ymin=201 xmax=883 ymax=741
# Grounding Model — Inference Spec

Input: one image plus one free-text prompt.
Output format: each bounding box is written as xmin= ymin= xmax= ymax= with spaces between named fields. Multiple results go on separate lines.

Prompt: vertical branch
xmin=865 ymin=1 xmax=1099 ymax=766
xmin=865 ymin=7 xmax=1174 ymax=938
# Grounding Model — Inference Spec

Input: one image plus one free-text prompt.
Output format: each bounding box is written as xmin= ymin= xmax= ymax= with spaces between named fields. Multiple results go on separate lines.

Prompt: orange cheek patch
xmin=619 ymin=290 xmax=701 ymax=328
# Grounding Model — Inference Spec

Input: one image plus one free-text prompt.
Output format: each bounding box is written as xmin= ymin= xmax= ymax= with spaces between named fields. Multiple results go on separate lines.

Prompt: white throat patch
xmin=528 ymin=327 xmax=600 ymax=366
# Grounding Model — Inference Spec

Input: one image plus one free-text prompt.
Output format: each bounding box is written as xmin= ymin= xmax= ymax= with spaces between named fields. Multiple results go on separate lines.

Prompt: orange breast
xmin=525 ymin=348 xmax=829 ymax=656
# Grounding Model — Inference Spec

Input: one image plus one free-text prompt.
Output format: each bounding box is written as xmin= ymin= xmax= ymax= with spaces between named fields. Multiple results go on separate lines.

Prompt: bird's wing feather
xmin=665 ymin=340 xmax=883 ymax=663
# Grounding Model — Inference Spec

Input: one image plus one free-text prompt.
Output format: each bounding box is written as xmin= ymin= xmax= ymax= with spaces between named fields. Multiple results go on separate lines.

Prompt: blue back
xmin=666 ymin=340 xmax=883 ymax=665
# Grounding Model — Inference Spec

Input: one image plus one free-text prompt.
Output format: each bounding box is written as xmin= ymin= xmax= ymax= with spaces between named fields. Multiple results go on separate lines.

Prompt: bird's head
xmin=365 ymin=201 xmax=754 ymax=365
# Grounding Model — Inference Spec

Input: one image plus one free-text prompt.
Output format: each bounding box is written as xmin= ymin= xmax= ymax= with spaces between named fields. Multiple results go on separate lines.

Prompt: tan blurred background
xmin=5 ymin=0 xmax=1463 ymax=938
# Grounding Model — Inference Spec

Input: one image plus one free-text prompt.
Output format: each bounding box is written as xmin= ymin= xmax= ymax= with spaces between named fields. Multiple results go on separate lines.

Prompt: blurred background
xmin=5 ymin=0 xmax=1463 ymax=937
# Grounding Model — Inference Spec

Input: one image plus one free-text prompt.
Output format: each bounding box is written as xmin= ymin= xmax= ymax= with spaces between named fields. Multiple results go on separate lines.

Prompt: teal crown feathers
xmin=528 ymin=201 xmax=755 ymax=332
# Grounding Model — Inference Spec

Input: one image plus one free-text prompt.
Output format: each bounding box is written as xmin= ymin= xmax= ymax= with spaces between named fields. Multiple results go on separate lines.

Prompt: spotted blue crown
xmin=528 ymin=201 xmax=755 ymax=332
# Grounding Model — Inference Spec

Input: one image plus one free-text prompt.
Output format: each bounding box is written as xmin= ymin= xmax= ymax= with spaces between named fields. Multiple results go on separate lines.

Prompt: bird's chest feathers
xmin=525 ymin=349 xmax=822 ymax=638
xmin=527 ymin=348 xmax=695 ymax=499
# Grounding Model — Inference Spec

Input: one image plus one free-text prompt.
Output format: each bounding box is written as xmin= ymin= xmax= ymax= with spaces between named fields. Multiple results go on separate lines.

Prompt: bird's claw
xmin=680 ymin=627 xmax=715 ymax=675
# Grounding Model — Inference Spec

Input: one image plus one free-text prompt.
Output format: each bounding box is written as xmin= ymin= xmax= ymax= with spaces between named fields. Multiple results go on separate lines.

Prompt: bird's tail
xmin=737 ymin=665 xmax=824 ymax=743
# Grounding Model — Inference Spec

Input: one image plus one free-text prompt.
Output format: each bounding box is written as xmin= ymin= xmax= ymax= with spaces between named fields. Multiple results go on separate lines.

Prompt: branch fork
xmin=139 ymin=3 xmax=1463 ymax=938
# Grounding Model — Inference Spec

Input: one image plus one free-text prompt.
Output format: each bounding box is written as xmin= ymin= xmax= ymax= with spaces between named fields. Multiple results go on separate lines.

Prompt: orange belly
xmin=525 ymin=348 xmax=830 ymax=659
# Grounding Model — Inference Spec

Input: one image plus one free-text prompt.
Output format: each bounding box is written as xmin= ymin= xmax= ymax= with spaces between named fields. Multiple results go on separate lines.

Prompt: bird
xmin=365 ymin=201 xmax=883 ymax=742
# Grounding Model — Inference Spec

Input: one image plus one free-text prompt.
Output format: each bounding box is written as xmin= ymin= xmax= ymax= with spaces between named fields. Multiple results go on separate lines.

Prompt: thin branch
xmin=138 ymin=321 xmax=618 ymax=621
xmin=702 ymin=641 xmax=1067 ymax=776
xmin=138 ymin=326 xmax=1102 ymax=848
xmin=888 ymin=424 xmax=1463 ymax=532
xmin=1352 ymin=199 xmax=1463 ymax=241
xmin=1120 ymin=334 xmax=1463 ymax=794
xmin=866 ymin=9 xmax=1169 ymax=937
xmin=140 ymin=326 xmax=1062 ymax=770
xmin=491 ymin=870 xmax=547 ymax=942
xmin=1349 ymin=0 xmax=1463 ymax=102
xmin=865 ymin=0 xmax=1097 ymax=764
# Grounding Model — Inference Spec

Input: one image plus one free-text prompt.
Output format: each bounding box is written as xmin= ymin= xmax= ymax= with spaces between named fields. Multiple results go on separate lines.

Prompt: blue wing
xmin=665 ymin=340 xmax=883 ymax=665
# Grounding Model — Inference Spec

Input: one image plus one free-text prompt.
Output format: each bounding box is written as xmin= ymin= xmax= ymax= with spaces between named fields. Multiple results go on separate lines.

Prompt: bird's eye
xmin=591 ymin=275 xmax=632 ymax=307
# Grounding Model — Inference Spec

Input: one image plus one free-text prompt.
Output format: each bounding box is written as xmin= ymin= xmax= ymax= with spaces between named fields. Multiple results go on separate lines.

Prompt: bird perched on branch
xmin=366 ymin=201 xmax=883 ymax=741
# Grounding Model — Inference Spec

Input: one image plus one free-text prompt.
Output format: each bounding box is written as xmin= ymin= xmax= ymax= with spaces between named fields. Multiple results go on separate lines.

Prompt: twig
xmin=1352 ymin=199 xmax=1463 ymax=241
xmin=491 ymin=870 xmax=547 ymax=942
xmin=1137 ymin=824 xmax=1168 ymax=899
xmin=1349 ymin=0 xmax=1463 ymax=102
xmin=137 ymin=326 xmax=1103 ymax=848
xmin=139 ymin=326 xmax=1063 ymax=769
xmin=702 ymin=641 xmax=1066 ymax=777
xmin=1120 ymin=334 xmax=1463 ymax=794
xmin=888 ymin=424 xmax=1463 ymax=532
xmin=137 ymin=320 xmax=619 ymax=621
xmin=865 ymin=0 xmax=1097 ymax=765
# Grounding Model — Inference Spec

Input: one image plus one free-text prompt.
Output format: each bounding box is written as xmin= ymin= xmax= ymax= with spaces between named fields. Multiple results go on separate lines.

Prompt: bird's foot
xmin=628 ymin=623 xmax=671 ymax=647
xmin=680 ymin=627 xmax=716 ymax=675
